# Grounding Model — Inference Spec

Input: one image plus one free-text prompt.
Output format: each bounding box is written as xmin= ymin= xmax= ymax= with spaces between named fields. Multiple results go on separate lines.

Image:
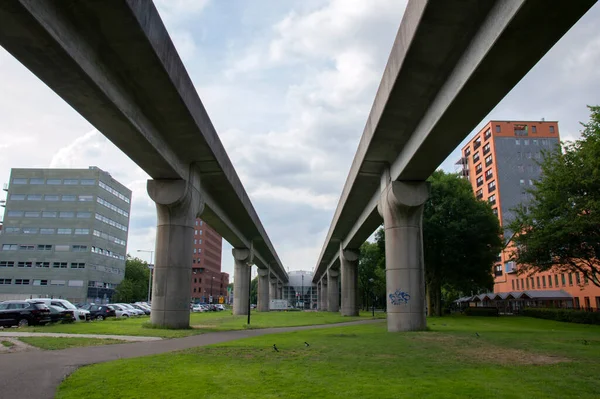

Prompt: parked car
xmin=0 ymin=300 xmax=52 ymax=327
xmin=46 ymin=305 xmax=75 ymax=324
xmin=30 ymin=298 xmax=90 ymax=322
xmin=118 ymin=303 xmax=145 ymax=316
xmin=79 ymin=304 xmax=116 ymax=320
xmin=215 ymin=304 xmax=225 ymax=311
xmin=191 ymin=304 xmax=204 ymax=312
xmin=130 ymin=304 xmax=150 ymax=315
xmin=107 ymin=304 xmax=132 ymax=318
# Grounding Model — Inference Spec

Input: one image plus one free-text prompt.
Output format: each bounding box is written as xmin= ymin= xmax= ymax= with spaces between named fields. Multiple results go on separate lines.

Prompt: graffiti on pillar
xmin=389 ymin=290 xmax=410 ymax=305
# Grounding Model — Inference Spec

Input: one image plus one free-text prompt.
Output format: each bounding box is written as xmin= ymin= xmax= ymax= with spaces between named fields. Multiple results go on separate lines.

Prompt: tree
xmin=250 ymin=276 xmax=258 ymax=305
xmin=508 ymin=106 xmax=600 ymax=287
xmin=423 ymin=171 xmax=502 ymax=316
xmin=113 ymin=256 xmax=150 ymax=303
xmin=358 ymin=241 xmax=384 ymax=310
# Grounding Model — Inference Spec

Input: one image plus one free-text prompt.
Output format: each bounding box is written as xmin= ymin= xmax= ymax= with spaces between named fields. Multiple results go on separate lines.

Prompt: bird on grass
xmin=273 ymin=344 xmax=279 ymax=352
xmin=304 ymin=342 xmax=310 ymax=347
xmin=582 ymin=339 xmax=589 ymax=345
xmin=475 ymin=332 xmax=480 ymax=338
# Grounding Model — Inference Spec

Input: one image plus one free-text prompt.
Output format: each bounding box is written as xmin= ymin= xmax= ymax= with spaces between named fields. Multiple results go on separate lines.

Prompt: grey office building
xmin=283 ymin=270 xmax=318 ymax=309
xmin=0 ymin=167 xmax=131 ymax=303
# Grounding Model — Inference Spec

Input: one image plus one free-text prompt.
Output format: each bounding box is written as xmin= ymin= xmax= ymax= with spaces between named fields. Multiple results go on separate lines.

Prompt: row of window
xmin=95 ymin=213 xmax=128 ymax=232
xmin=12 ymin=178 xmax=96 ymax=186
xmin=511 ymin=272 xmax=586 ymax=291
xmin=0 ymin=278 xmax=85 ymax=287
xmin=9 ymin=194 xmax=94 ymax=202
xmin=1 ymin=227 xmax=90 ymax=236
xmin=90 ymin=265 xmax=123 ymax=275
xmin=194 ymin=230 xmax=203 ymax=236
xmin=93 ymin=230 xmax=126 ymax=246
xmin=98 ymin=181 xmax=130 ymax=204
xmin=0 ymin=261 xmax=85 ymax=269
xmin=88 ymin=280 xmax=118 ymax=289
xmin=194 ymin=220 xmax=204 ymax=227
xmin=193 ymin=239 xmax=203 ymax=245
xmin=193 ymin=248 xmax=202 ymax=254
xmin=6 ymin=210 xmax=92 ymax=218
xmin=91 ymin=246 xmax=125 ymax=260
xmin=96 ymin=197 xmax=129 ymax=217
xmin=1 ymin=244 xmax=88 ymax=252
xmin=516 ymin=139 xmax=551 ymax=146
xmin=464 ymin=124 xmax=556 ymax=157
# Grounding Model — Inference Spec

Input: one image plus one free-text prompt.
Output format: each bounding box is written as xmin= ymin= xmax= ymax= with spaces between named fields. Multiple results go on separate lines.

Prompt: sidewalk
xmin=0 ymin=332 xmax=162 ymax=342
xmin=0 ymin=319 xmax=383 ymax=399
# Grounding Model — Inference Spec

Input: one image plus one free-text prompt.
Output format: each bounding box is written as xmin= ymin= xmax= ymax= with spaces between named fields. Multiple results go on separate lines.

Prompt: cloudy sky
xmin=1 ymin=1 xmax=599 ymax=281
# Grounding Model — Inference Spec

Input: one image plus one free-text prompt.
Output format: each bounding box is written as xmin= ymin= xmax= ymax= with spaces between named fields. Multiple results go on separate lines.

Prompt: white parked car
xmin=118 ymin=303 xmax=145 ymax=316
xmin=28 ymin=298 xmax=90 ymax=322
xmin=191 ymin=304 xmax=204 ymax=312
xmin=215 ymin=304 xmax=225 ymax=311
xmin=107 ymin=304 xmax=132 ymax=318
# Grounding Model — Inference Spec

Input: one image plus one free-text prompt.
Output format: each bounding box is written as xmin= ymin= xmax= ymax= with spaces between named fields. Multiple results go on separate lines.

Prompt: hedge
xmin=464 ymin=307 xmax=499 ymax=317
xmin=522 ymin=307 xmax=600 ymax=325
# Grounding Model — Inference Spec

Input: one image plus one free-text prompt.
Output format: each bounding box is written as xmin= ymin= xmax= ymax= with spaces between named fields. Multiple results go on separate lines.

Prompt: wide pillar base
xmin=233 ymin=248 xmax=251 ymax=316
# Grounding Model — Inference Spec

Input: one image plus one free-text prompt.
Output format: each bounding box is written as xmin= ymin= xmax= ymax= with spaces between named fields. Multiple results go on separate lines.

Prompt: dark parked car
xmin=0 ymin=300 xmax=52 ymax=327
xmin=130 ymin=304 xmax=150 ymax=315
xmin=46 ymin=305 xmax=75 ymax=324
xmin=78 ymin=304 xmax=116 ymax=320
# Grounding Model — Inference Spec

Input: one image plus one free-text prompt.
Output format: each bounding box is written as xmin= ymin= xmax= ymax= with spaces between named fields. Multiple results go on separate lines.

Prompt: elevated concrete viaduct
xmin=313 ymin=0 xmax=596 ymax=332
xmin=0 ymin=0 xmax=288 ymax=327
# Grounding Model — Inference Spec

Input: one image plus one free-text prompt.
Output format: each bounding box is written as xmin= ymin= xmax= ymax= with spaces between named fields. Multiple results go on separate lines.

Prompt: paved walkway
xmin=0 ymin=320 xmax=382 ymax=399
xmin=0 ymin=332 xmax=162 ymax=341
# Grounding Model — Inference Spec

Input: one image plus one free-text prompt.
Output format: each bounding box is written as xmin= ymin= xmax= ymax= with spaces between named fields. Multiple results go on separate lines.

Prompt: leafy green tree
xmin=113 ymin=256 xmax=150 ymax=303
xmin=508 ymin=106 xmax=600 ymax=287
xmin=424 ymin=171 xmax=502 ymax=316
xmin=358 ymin=241 xmax=384 ymax=310
xmin=250 ymin=276 xmax=258 ymax=304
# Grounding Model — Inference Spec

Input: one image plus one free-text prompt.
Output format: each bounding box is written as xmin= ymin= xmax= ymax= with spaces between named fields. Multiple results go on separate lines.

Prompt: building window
xmin=50 ymin=280 xmax=66 ymax=286
xmin=60 ymin=212 xmax=75 ymax=218
xmin=549 ymin=126 xmax=555 ymax=133
xmin=12 ymin=178 xmax=27 ymax=184
xmin=7 ymin=211 xmax=23 ymax=217
xmin=511 ymin=280 xmax=515 ymax=290
xmin=62 ymin=195 xmax=76 ymax=201
xmin=4 ymin=227 xmax=20 ymax=233
xmin=495 ymin=125 xmax=501 ymax=133
xmin=475 ymin=163 xmax=482 ymax=175
xmin=541 ymin=276 xmax=546 ymax=288
xmin=42 ymin=211 xmax=57 ymax=218
xmin=2 ymin=244 xmax=18 ymax=251
xmin=487 ymin=180 xmax=496 ymax=192
xmin=524 ymin=139 xmax=529 ymax=145
xmin=473 ymin=152 xmax=480 ymax=163
xmin=27 ymin=194 xmax=42 ymax=201
xmin=17 ymin=262 xmax=33 ymax=268
xmin=25 ymin=211 xmax=40 ymax=218
xmin=520 ymin=179 xmax=525 ymax=185
xmin=568 ymin=273 xmax=573 ymax=286
xmin=55 ymin=245 xmax=70 ymax=252
xmin=488 ymin=195 xmax=496 ymax=206
xmin=72 ymin=245 xmax=88 ymax=252
xmin=35 ymin=262 xmax=50 ymax=268
xmin=200 ymin=221 xmax=203 ymax=226
xmin=526 ymin=152 xmax=532 ymax=159
xmin=47 ymin=179 xmax=61 ymax=185
xmin=52 ymin=262 xmax=68 ymax=269
xmin=532 ymin=139 xmax=538 ymax=146
xmin=78 ymin=195 xmax=93 ymax=202
xmin=485 ymin=169 xmax=493 ymax=181
xmin=561 ymin=274 xmax=566 ymax=286
xmin=19 ymin=244 xmax=35 ymax=251
xmin=193 ymin=249 xmax=197 ymax=254
xmin=516 ymin=279 xmax=520 ymax=290
xmin=0 ymin=279 xmax=12 ymax=285
xmin=195 ymin=221 xmax=199 ymax=226
xmin=9 ymin=194 xmax=25 ymax=200
xmin=68 ymin=280 xmax=84 ymax=287
xmin=44 ymin=195 xmax=60 ymax=201
xmin=57 ymin=228 xmax=72 ymax=235
xmin=529 ymin=179 xmax=534 ymax=186
xmin=199 ymin=230 xmax=203 ymax=235
xmin=64 ymin=179 xmax=78 ymax=185
xmin=37 ymin=245 xmax=52 ymax=251
xmin=33 ymin=279 xmax=48 ymax=286
xmin=198 ymin=239 xmax=202 ymax=244
xmin=532 ymin=125 xmax=537 ymax=133
xmin=484 ymin=129 xmax=492 ymax=140
xmin=476 ymin=189 xmax=483 ymax=200
xmin=77 ymin=212 xmax=91 ymax=218
xmin=576 ymin=273 xmax=581 ymax=285
xmin=80 ymin=179 xmax=96 ymax=185
xmin=15 ymin=279 xmax=30 ymax=285
xmin=474 ymin=137 xmax=482 ymax=150
xmin=554 ymin=275 xmax=559 ymax=287
xmin=70 ymin=263 xmax=85 ymax=269
xmin=515 ymin=139 xmax=520 ymax=145
xmin=40 ymin=228 xmax=55 ymax=235
xmin=0 ymin=261 xmax=15 ymax=267
xmin=30 ymin=178 xmax=44 ymax=185
xmin=492 ymin=208 xmax=498 ymax=216
xmin=485 ymin=155 xmax=493 ymax=166
xmin=75 ymin=229 xmax=90 ymax=235
xmin=22 ymin=227 xmax=38 ymax=234
xmin=526 ymin=278 xmax=530 ymax=289
xmin=483 ymin=143 xmax=491 ymax=155
xmin=464 ymin=147 xmax=471 ymax=157
xmin=535 ymin=276 xmax=540 ymax=288
xmin=548 ymin=275 xmax=553 ymax=288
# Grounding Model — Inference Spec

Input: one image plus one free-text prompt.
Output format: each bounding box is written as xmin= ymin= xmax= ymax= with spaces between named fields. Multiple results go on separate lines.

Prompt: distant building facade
xmin=0 ymin=167 xmax=131 ymax=303
xmin=190 ymin=219 xmax=228 ymax=303
xmin=283 ymin=270 xmax=317 ymax=309
xmin=460 ymin=121 xmax=600 ymax=310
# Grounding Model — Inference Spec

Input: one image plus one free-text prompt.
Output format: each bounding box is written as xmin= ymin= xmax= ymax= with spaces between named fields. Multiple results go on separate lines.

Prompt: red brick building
xmin=190 ymin=218 xmax=228 ymax=304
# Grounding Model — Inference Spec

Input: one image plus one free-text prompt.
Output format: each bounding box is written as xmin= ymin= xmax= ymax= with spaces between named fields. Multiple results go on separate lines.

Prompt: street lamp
xmin=368 ymin=278 xmax=375 ymax=317
xmin=137 ymin=249 xmax=154 ymax=304
xmin=210 ymin=276 xmax=215 ymax=303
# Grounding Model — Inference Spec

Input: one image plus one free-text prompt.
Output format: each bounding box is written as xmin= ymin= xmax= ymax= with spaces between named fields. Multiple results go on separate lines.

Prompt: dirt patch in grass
xmin=412 ymin=333 xmax=570 ymax=365
xmin=191 ymin=325 xmax=219 ymax=329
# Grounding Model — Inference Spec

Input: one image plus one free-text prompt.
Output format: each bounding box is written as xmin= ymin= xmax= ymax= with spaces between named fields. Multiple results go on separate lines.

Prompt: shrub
xmin=464 ymin=307 xmax=498 ymax=317
xmin=522 ymin=308 xmax=600 ymax=325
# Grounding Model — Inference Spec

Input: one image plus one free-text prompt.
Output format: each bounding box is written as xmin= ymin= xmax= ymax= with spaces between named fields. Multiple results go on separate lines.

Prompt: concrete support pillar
xmin=319 ymin=279 xmax=328 ymax=311
xmin=277 ymin=281 xmax=283 ymax=299
xmin=147 ymin=177 xmax=203 ymax=328
xmin=340 ymin=249 xmax=360 ymax=316
xmin=269 ymin=278 xmax=277 ymax=301
xmin=257 ymin=268 xmax=270 ymax=312
xmin=327 ymin=269 xmax=340 ymax=312
xmin=232 ymin=248 xmax=252 ymax=315
xmin=316 ymin=282 xmax=321 ymax=310
xmin=378 ymin=180 xmax=429 ymax=332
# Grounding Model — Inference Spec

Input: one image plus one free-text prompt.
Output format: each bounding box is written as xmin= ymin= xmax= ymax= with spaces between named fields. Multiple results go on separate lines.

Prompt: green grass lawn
xmin=18 ymin=311 xmax=378 ymax=338
xmin=1 ymin=340 xmax=14 ymax=348
xmin=57 ymin=316 xmax=600 ymax=399
xmin=18 ymin=337 xmax=124 ymax=350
